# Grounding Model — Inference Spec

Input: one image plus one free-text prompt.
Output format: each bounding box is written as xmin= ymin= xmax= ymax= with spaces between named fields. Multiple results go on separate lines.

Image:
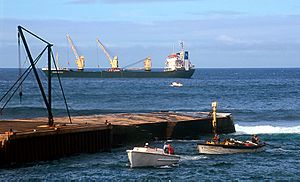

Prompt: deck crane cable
xmin=51 ymin=50 xmax=72 ymax=124
xmin=0 ymin=46 xmax=47 ymax=114
xmin=123 ymin=58 xmax=147 ymax=69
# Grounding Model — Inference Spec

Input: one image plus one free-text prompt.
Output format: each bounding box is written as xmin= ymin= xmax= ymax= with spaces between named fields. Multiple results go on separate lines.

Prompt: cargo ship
xmin=42 ymin=37 xmax=195 ymax=78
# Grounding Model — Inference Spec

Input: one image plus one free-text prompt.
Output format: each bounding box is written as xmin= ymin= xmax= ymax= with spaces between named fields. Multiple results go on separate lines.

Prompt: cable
xmin=123 ymin=58 xmax=146 ymax=69
xmin=0 ymin=47 xmax=46 ymax=114
xmin=51 ymin=50 xmax=72 ymax=124
xmin=19 ymin=26 xmax=51 ymax=45
xmin=0 ymin=46 xmax=48 ymax=104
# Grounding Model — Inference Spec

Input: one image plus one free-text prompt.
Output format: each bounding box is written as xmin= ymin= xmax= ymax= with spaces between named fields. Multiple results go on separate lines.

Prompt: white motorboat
xmin=126 ymin=147 xmax=180 ymax=168
xmin=170 ymin=82 xmax=183 ymax=87
xmin=197 ymin=139 xmax=266 ymax=154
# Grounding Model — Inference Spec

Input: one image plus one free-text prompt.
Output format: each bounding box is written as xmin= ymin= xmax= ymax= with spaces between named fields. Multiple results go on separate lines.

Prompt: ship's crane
xmin=66 ymin=34 xmax=85 ymax=70
xmin=123 ymin=57 xmax=152 ymax=71
xmin=96 ymin=38 xmax=119 ymax=69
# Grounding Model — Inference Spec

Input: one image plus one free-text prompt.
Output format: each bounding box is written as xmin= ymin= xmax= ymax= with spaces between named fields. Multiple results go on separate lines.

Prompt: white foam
xmin=235 ymin=124 xmax=300 ymax=134
xmin=180 ymin=155 xmax=207 ymax=161
xmin=156 ymin=165 xmax=172 ymax=169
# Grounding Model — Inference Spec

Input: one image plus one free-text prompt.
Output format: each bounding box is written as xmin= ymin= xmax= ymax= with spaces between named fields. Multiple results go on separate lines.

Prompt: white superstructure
xmin=164 ymin=42 xmax=194 ymax=72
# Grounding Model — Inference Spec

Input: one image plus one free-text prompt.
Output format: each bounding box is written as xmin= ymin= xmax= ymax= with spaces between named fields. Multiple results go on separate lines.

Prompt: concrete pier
xmin=0 ymin=111 xmax=235 ymax=166
xmin=0 ymin=123 xmax=111 ymax=166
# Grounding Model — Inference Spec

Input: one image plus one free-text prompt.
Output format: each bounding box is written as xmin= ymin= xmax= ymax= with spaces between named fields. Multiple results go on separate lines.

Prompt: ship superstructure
xmin=164 ymin=42 xmax=193 ymax=72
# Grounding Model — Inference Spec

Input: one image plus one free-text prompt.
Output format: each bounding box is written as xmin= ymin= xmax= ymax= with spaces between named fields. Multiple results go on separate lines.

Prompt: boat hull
xmin=43 ymin=69 xmax=195 ymax=78
xmin=127 ymin=150 xmax=180 ymax=168
xmin=197 ymin=143 xmax=265 ymax=154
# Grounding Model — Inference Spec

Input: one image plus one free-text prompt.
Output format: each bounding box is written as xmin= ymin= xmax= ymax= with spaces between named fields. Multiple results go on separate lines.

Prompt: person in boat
xmin=213 ymin=134 xmax=220 ymax=144
xmin=144 ymin=142 xmax=149 ymax=148
xmin=163 ymin=142 xmax=169 ymax=153
xmin=167 ymin=144 xmax=175 ymax=155
xmin=251 ymin=134 xmax=260 ymax=144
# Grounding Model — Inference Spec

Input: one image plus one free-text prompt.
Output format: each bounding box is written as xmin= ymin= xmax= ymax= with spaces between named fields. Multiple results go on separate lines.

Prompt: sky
xmin=0 ymin=0 xmax=300 ymax=68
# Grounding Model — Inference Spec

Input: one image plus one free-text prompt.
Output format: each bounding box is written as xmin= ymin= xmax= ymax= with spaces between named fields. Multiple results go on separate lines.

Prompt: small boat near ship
xmin=170 ymin=82 xmax=183 ymax=87
xmin=126 ymin=146 xmax=180 ymax=168
xmin=42 ymin=38 xmax=195 ymax=78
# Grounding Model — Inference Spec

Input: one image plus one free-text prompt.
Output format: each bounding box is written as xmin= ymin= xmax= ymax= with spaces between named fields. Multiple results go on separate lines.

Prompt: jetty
xmin=0 ymin=111 xmax=234 ymax=166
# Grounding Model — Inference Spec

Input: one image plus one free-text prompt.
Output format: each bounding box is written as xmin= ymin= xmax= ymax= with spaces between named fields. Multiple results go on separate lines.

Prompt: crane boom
xmin=66 ymin=34 xmax=79 ymax=60
xmin=66 ymin=33 xmax=85 ymax=70
xmin=96 ymin=38 xmax=113 ymax=65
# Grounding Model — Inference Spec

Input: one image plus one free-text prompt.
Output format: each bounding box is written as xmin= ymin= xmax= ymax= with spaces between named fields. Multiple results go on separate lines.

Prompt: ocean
xmin=0 ymin=68 xmax=299 ymax=181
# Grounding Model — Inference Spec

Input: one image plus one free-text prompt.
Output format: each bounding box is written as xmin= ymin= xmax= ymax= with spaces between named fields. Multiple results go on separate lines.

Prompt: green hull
xmin=43 ymin=69 xmax=195 ymax=78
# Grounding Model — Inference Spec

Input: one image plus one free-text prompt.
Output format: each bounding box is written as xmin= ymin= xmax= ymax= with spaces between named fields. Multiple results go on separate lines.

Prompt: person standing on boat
xmin=213 ymin=134 xmax=220 ymax=144
xmin=251 ymin=135 xmax=260 ymax=144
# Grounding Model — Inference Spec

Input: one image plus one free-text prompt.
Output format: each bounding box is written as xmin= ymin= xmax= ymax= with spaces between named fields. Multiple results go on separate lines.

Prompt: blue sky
xmin=0 ymin=0 xmax=300 ymax=68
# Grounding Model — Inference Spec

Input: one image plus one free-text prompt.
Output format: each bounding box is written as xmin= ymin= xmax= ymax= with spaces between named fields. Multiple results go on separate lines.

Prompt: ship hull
xmin=43 ymin=69 xmax=195 ymax=78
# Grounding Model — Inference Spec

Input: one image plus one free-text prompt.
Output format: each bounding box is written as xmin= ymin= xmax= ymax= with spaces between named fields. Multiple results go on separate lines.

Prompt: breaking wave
xmin=235 ymin=124 xmax=300 ymax=134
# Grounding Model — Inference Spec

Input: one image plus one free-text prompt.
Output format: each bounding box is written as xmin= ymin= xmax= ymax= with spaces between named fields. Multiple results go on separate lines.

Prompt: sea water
xmin=0 ymin=68 xmax=299 ymax=181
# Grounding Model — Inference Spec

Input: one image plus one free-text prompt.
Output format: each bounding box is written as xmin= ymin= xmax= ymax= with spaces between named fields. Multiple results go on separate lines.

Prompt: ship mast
xmin=180 ymin=41 xmax=184 ymax=51
xmin=212 ymin=101 xmax=217 ymax=134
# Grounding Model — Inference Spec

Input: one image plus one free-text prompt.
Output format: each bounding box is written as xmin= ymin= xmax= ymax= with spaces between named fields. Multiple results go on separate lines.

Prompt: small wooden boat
xmin=126 ymin=147 xmax=180 ymax=168
xmin=197 ymin=139 xmax=266 ymax=154
xmin=197 ymin=101 xmax=266 ymax=154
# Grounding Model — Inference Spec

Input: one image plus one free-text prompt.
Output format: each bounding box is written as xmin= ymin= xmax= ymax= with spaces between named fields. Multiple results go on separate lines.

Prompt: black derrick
xmin=0 ymin=25 xmax=71 ymax=126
